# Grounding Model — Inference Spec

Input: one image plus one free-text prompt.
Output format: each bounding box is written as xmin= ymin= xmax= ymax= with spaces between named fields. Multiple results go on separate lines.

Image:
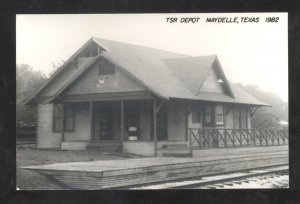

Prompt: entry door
xmin=98 ymin=104 xmax=113 ymax=140
xmin=202 ymin=104 xmax=214 ymax=128
xmin=99 ymin=109 xmax=112 ymax=140
xmin=202 ymin=104 xmax=217 ymax=147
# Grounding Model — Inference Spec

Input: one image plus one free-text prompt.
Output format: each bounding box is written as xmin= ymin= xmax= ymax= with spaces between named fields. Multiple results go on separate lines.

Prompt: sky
xmin=16 ymin=13 xmax=288 ymax=102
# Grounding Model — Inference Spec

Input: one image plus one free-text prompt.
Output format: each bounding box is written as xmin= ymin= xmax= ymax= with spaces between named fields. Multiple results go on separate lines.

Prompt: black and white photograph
xmin=16 ymin=13 xmax=288 ymax=190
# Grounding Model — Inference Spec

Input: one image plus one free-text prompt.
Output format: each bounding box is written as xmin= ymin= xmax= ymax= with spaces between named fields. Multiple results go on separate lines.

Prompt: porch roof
xmin=172 ymin=84 xmax=270 ymax=106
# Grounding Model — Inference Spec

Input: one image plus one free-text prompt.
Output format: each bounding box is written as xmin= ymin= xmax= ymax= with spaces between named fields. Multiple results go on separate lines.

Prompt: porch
xmin=61 ymin=128 xmax=288 ymax=157
xmin=189 ymin=128 xmax=289 ymax=151
xmin=58 ymin=94 xmax=187 ymax=156
xmin=35 ymin=94 xmax=281 ymax=157
xmin=61 ymin=140 xmax=189 ymax=157
xmin=56 ymin=95 xmax=288 ymax=157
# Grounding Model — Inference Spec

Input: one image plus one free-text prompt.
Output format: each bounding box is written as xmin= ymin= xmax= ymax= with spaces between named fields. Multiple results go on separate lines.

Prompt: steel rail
xmin=172 ymin=166 xmax=288 ymax=189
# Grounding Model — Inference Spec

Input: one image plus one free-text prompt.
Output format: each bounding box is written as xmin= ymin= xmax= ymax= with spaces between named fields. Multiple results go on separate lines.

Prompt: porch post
xmin=62 ymin=103 xmax=65 ymax=142
xmin=89 ymin=101 xmax=94 ymax=141
xmin=153 ymin=98 xmax=157 ymax=157
xmin=120 ymin=100 xmax=124 ymax=142
xmin=185 ymin=102 xmax=192 ymax=141
xmin=185 ymin=103 xmax=188 ymax=141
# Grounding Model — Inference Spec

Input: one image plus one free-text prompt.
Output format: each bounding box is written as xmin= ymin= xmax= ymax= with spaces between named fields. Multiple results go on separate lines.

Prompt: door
xmin=94 ymin=103 xmax=113 ymax=140
xmin=202 ymin=104 xmax=217 ymax=147
xmin=99 ymin=108 xmax=113 ymax=140
xmin=202 ymin=104 xmax=214 ymax=128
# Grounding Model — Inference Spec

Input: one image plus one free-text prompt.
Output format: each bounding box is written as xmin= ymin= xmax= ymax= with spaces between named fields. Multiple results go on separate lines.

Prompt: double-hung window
xmin=215 ymin=105 xmax=224 ymax=125
xmin=64 ymin=104 xmax=75 ymax=131
xmin=53 ymin=103 xmax=75 ymax=132
xmin=233 ymin=105 xmax=248 ymax=129
xmin=53 ymin=104 xmax=63 ymax=132
xmin=240 ymin=106 xmax=248 ymax=129
xmin=233 ymin=106 xmax=240 ymax=129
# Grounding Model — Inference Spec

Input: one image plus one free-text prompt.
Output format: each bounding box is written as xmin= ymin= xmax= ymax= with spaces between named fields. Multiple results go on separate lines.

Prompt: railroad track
xmin=129 ymin=164 xmax=289 ymax=189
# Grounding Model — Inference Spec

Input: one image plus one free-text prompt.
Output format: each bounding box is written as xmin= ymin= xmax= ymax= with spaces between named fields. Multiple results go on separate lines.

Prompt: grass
xmin=16 ymin=144 xmax=128 ymax=190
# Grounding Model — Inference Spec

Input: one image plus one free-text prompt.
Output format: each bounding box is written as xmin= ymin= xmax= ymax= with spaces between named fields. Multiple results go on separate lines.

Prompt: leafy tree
xmin=49 ymin=60 xmax=65 ymax=77
xmin=234 ymin=83 xmax=288 ymax=129
xmin=16 ymin=64 xmax=47 ymax=126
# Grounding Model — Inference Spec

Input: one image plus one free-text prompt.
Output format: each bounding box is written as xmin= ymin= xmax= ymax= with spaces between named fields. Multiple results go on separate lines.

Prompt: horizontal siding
xmin=37 ymin=104 xmax=61 ymax=149
xmin=38 ymin=58 xmax=94 ymax=98
xmin=65 ymin=60 xmax=147 ymax=95
xmin=123 ymin=142 xmax=155 ymax=156
xmin=199 ymin=66 xmax=224 ymax=93
xmin=62 ymin=91 xmax=153 ymax=102
xmin=167 ymin=100 xmax=186 ymax=141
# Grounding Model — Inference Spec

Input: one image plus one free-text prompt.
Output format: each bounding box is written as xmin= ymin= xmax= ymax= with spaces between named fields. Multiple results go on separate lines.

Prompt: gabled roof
xmin=187 ymin=83 xmax=269 ymax=106
xmin=162 ymin=56 xmax=216 ymax=95
xmin=93 ymin=37 xmax=196 ymax=100
xmin=25 ymin=37 xmax=269 ymax=106
xmin=43 ymin=56 xmax=101 ymax=103
xmin=162 ymin=56 xmax=234 ymax=97
xmin=24 ymin=38 xmax=97 ymax=104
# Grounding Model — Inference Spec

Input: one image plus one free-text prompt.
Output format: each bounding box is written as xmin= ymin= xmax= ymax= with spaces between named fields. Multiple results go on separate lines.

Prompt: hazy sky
xmin=16 ymin=13 xmax=288 ymax=102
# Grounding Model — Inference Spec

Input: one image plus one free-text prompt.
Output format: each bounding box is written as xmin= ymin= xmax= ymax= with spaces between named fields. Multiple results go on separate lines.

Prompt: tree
xmin=16 ymin=64 xmax=47 ymax=126
xmin=234 ymin=83 xmax=288 ymax=129
xmin=49 ymin=60 xmax=65 ymax=77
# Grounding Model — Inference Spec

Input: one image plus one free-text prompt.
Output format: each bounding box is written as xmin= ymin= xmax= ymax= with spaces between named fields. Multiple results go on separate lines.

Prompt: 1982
xmin=265 ymin=17 xmax=279 ymax=23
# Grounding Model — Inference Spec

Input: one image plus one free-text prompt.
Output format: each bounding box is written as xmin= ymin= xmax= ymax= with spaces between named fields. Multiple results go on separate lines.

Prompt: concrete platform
xmin=23 ymin=145 xmax=289 ymax=189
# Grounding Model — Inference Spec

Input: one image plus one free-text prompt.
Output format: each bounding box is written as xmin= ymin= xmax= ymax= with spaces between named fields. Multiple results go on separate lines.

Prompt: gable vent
xmin=217 ymin=78 xmax=224 ymax=83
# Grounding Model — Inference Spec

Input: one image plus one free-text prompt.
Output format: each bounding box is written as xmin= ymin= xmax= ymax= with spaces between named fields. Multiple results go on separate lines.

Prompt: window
xmin=53 ymin=103 xmax=75 ymax=132
xmin=65 ymin=104 xmax=75 ymax=131
xmin=233 ymin=105 xmax=248 ymax=129
xmin=98 ymin=60 xmax=115 ymax=75
xmin=192 ymin=104 xmax=201 ymax=123
xmin=215 ymin=105 xmax=224 ymax=125
xmin=233 ymin=105 xmax=240 ymax=129
xmin=53 ymin=104 xmax=63 ymax=132
xmin=240 ymin=106 xmax=248 ymax=129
